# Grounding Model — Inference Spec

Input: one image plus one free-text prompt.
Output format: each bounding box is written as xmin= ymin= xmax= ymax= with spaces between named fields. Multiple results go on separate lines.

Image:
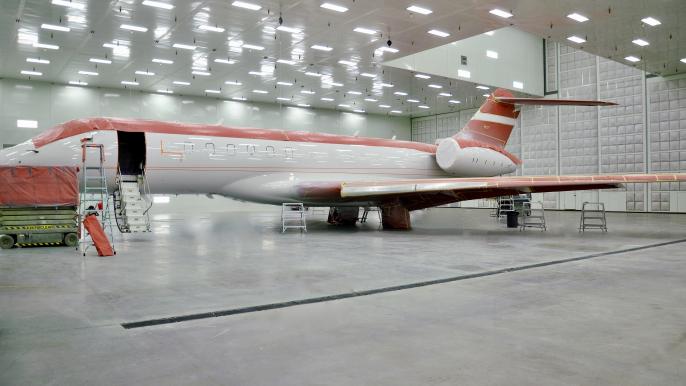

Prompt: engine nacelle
xmin=436 ymin=137 xmax=517 ymax=177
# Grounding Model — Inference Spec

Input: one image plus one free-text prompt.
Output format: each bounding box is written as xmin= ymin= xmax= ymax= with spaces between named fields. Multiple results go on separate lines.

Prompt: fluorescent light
xmin=486 ymin=50 xmax=498 ymax=59
xmin=153 ymin=196 xmax=171 ymax=203
xmin=135 ymin=70 xmax=155 ymax=76
xmin=407 ymin=99 xmax=420 ymax=103
xmin=448 ymin=100 xmax=461 ymax=104
xmin=348 ymin=91 xmax=362 ymax=95
xmin=41 ymin=24 xmax=70 ymax=32
xmin=173 ymin=81 xmax=190 ymax=85
xmin=338 ymin=60 xmax=357 ymax=67
xmin=305 ymin=71 xmax=321 ymax=77
xmin=277 ymin=59 xmax=296 ymax=65
xmin=252 ymin=89 xmax=268 ymax=94
xmin=121 ymin=80 xmax=139 ymax=85
xmin=297 ymin=103 xmax=310 ymax=107
xmin=90 ymin=58 xmax=111 ymax=64
xmin=681 ymin=58 xmax=686 ymax=64
xmin=415 ymin=73 xmax=431 ymax=79
xmin=232 ymin=1 xmax=261 ymax=10
xmin=457 ymin=69 xmax=471 ymax=78
xmin=33 ymin=42 xmax=59 ymax=50
xmin=438 ymin=92 xmax=452 ymax=97
xmin=428 ymin=29 xmax=450 ymax=38
xmin=513 ymin=81 xmax=524 ymax=89
xmin=625 ymin=56 xmax=641 ymax=63
xmin=199 ymin=25 xmax=225 ymax=32
xmin=360 ymin=72 xmax=376 ymax=78
xmin=152 ymin=58 xmax=173 ymax=64
xmin=567 ymin=13 xmax=589 ymax=22
xmin=407 ymin=5 xmax=432 ymax=15
xmin=225 ymin=80 xmax=242 ymax=85
xmin=376 ymin=46 xmax=398 ymax=53
xmin=476 ymin=85 xmax=489 ymax=90
xmin=27 ymin=58 xmax=49 ymax=64
xmin=311 ymin=44 xmax=333 ymax=51
xmin=78 ymin=70 xmax=98 ymax=76
xmin=173 ymin=43 xmax=196 ymax=50
xmin=321 ymin=97 xmax=334 ymax=101
xmin=428 ymin=84 xmax=442 ymax=89
xmin=364 ymin=98 xmax=378 ymax=102
xmin=51 ymin=0 xmax=84 ymax=10
xmin=301 ymin=90 xmax=316 ymax=94
xmin=354 ymin=27 xmax=377 ymax=35
xmin=320 ymin=3 xmax=348 ymax=12
xmin=232 ymin=96 xmax=247 ymax=101
xmin=418 ymin=105 xmax=430 ymax=109
xmin=338 ymin=104 xmax=350 ymax=107
xmin=67 ymin=15 xmax=86 ymax=24
xmin=641 ymin=17 xmax=661 ymax=26
xmin=394 ymin=91 xmax=408 ymax=96
xmin=489 ymin=9 xmax=513 ymax=18
xmin=249 ymin=71 xmax=266 ymax=76
xmin=17 ymin=119 xmax=38 ymax=128
xmin=567 ymin=35 xmax=586 ymax=44
xmin=120 ymin=24 xmax=148 ymax=32
xmin=632 ymin=38 xmax=649 ymax=46
xmin=484 ymin=30 xmax=495 ymax=36
xmin=215 ymin=58 xmax=236 ymax=64
xmin=142 ymin=0 xmax=174 ymax=9
xmin=192 ymin=70 xmax=211 ymax=76
xmin=21 ymin=70 xmax=42 ymax=76
xmin=380 ymin=83 xmax=394 ymax=88
xmin=205 ymin=89 xmax=221 ymax=94
xmin=276 ymin=97 xmax=290 ymax=101
xmin=378 ymin=104 xmax=390 ymax=108
xmin=390 ymin=110 xmax=402 ymax=114
xmin=242 ymin=43 xmax=264 ymax=50
xmin=277 ymin=81 xmax=293 ymax=86
xmin=276 ymin=25 xmax=301 ymax=34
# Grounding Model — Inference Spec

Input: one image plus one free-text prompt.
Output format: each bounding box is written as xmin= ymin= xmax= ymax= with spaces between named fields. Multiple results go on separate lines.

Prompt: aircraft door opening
xmin=117 ymin=131 xmax=146 ymax=176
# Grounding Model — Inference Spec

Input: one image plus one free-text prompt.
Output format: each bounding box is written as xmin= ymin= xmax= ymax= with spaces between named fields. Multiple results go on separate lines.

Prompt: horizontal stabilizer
xmin=494 ymin=97 xmax=617 ymax=106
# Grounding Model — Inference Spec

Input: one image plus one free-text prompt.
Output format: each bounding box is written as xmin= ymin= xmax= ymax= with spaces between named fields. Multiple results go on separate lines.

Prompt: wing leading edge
xmin=340 ymin=174 xmax=686 ymax=211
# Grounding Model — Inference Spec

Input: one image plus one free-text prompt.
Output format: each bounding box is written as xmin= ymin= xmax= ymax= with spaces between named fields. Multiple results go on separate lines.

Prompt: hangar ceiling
xmin=0 ymin=0 xmax=684 ymax=118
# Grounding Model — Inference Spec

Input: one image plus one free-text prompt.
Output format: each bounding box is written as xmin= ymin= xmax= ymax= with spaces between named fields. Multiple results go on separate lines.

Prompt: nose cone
xmin=0 ymin=141 xmax=37 ymax=166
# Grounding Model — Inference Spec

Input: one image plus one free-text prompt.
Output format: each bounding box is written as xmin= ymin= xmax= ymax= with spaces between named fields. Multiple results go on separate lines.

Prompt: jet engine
xmin=435 ymin=137 xmax=517 ymax=177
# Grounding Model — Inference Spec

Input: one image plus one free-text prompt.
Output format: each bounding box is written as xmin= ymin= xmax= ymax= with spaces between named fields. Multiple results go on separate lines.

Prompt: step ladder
xmin=113 ymin=172 xmax=152 ymax=233
xmin=360 ymin=206 xmax=381 ymax=223
xmin=520 ymin=201 xmax=547 ymax=231
xmin=579 ymin=202 xmax=607 ymax=232
xmin=282 ymin=203 xmax=306 ymax=233
xmin=79 ymin=140 xmax=115 ymax=256
xmin=494 ymin=196 xmax=515 ymax=221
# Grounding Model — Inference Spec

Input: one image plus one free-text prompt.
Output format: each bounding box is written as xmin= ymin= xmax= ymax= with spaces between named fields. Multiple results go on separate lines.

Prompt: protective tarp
xmin=0 ymin=166 xmax=78 ymax=207
xmin=83 ymin=214 xmax=114 ymax=256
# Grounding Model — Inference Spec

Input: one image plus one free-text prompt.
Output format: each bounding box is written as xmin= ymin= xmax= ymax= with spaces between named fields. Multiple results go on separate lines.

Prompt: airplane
xmin=1 ymin=88 xmax=685 ymax=230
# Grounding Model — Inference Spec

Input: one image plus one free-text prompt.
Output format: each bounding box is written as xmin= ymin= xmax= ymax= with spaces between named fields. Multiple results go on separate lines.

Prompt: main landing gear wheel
xmin=0 ymin=234 xmax=15 ymax=249
xmin=63 ymin=232 xmax=78 ymax=247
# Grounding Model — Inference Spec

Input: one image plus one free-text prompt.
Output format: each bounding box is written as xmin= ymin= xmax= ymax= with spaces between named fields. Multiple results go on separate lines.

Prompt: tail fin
xmin=455 ymin=88 xmax=617 ymax=148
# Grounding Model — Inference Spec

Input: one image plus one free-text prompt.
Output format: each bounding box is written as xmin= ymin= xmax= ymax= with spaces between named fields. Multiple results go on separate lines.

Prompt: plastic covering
xmin=0 ymin=166 xmax=78 ymax=207
xmin=83 ymin=214 xmax=114 ymax=256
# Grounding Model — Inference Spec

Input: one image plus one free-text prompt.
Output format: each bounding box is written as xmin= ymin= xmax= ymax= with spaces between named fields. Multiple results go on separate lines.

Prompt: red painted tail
xmin=455 ymin=89 xmax=519 ymax=147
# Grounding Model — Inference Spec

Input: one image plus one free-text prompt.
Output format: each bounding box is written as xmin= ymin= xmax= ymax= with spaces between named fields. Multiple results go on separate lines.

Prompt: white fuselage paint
xmin=0 ymin=130 xmax=516 ymax=206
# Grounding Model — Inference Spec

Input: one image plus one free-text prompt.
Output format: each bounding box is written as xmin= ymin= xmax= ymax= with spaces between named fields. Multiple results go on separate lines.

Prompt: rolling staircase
xmin=79 ymin=140 xmax=115 ymax=256
xmin=113 ymin=172 xmax=152 ymax=233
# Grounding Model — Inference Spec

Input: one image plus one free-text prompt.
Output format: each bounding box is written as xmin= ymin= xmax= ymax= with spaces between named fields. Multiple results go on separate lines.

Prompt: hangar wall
xmin=0 ymin=78 xmax=411 ymax=148
xmin=411 ymin=42 xmax=686 ymax=213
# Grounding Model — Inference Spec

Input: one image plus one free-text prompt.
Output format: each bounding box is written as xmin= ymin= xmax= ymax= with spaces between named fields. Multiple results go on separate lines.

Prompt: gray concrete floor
xmin=1 ymin=205 xmax=686 ymax=385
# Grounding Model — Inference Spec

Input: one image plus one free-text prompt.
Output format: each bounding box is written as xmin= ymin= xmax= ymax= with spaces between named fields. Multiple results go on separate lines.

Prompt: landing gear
xmin=327 ymin=207 xmax=359 ymax=226
xmin=380 ymin=205 xmax=411 ymax=230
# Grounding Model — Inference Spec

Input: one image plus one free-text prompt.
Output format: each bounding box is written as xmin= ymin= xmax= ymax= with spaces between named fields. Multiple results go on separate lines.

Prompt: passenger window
xmin=226 ymin=144 xmax=237 ymax=155
xmin=206 ymin=143 xmax=215 ymax=154
xmin=183 ymin=142 xmax=194 ymax=153
xmin=265 ymin=145 xmax=276 ymax=157
xmin=248 ymin=145 xmax=256 ymax=155
xmin=284 ymin=147 xmax=294 ymax=160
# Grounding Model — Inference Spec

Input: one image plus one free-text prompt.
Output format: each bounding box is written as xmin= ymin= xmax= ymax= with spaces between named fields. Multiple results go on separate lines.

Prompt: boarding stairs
xmin=79 ymin=141 xmax=115 ymax=256
xmin=113 ymin=171 xmax=152 ymax=233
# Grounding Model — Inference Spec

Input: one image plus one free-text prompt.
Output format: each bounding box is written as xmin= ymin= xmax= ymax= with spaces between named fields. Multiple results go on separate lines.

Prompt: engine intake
xmin=435 ymin=138 xmax=516 ymax=177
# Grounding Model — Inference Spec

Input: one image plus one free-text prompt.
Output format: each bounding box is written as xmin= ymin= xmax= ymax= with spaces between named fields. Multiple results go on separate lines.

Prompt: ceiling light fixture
xmin=415 ymin=74 xmax=431 ymax=79
xmin=364 ymin=98 xmax=378 ymax=102
xmin=428 ymin=29 xmax=450 ymax=37
xmin=489 ymin=9 xmax=513 ymax=18
xmin=51 ymin=0 xmax=84 ymax=10
xmin=21 ymin=70 xmax=42 ymax=76
xmin=320 ymin=3 xmax=348 ymax=12
xmin=567 ymin=13 xmax=589 ymax=22
xmin=360 ymin=73 xmax=376 ymax=78
xmin=567 ymin=35 xmax=586 ymax=44
xmin=301 ymin=90 xmax=316 ymax=94
xmin=641 ymin=17 xmax=661 ymax=26
xmin=78 ymin=70 xmax=98 ymax=76
xmin=632 ymin=38 xmax=649 ymax=46
xmin=156 ymin=89 xmax=173 ymax=94
xmin=305 ymin=71 xmax=322 ymax=77
xmin=448 ymin=100 xmax=461 ymax=104
xmin=172 ymin=43 xmax=196 ymax=50
xmin=121 ymin=80 xmax=139 ymax=86
xmin=338 ymin=104 xmax=350 ymax=108
xmin=380 ymin=83 xmax=394 ymax=88
xmin=276 ymin=25 xmax=302 ymax=34
xmin=438 ymin=92 xmax=452 ymax=97
xmin=353 ymin=109 xmax=365 ymax=113
xmin=90 ymin=58 xmax=111 ymax=64
xmin=232 ymin=1 xmax=261 ymax=11
xmin=407 ymin=99 xmax=420 ymax=103
xmin=338 ymin=60 xmax=357 ymax=67
xmin=205 ymin=89 xmax=221 ymax=94
xmin=428 ymin=84 xmax=442 ymax=89
xmin=681 ymin=58 xmax=686 ymax=64
xmin=199 ymin=25 xmax=225 ymax=32
xmin=277 ymin=81 xmax=293 ymax=86
xmin=276 ymin=97 xmax=290 ymax=101
xmin=376 ymin=46 xmax=398 ymax=53
xmin=457 ymin=69 xmax=471 ymax=78
xmin=27 ymin=58 xmax=50 ymax=64
xmin=152 ymin=58 xmax=173 ymax=64
xmin=135 ymin=70 xmax=155 ymax=76
xmin=232 ymin=96 xmax=247 ymax=101
xmin=242 ymin=43 xmax=264 ymax=50
xmin=379 ymin=104 xmax=391 ymax=108
xmin=142 ymin=0 xmax=174 ymax=10
xmin=276 ymin=59 xmax=296 ymax=65
xmin=248 ymin=71 xmax=266 ymax=76
xmin=214 ymin=58 xmax=236 ymax=64
xmin=69 ymin=80 xmax=88 ymax=86
xmin=476 ymin=85 xmax=489 ymax=90
xmin=192 ymin=70 xmax=211 ymax=76
xmin=484 ymin=31 xmax=495 ymax=36
xmin=418 ymin=105 xmax=430 ymax=109
xmin=353 ymin=27 xmax=377 ymax=35
xmin=225 ymin=80 xmax=242 ymax=85
xmin=394 ymin=91 xmax=408 ymax=96
xmin=173 ymin=81 xmax=190 ymax=85
xmin=486 ymin=50 xmax=498 ymax=59
xmin=390 ymin=110 xmax=402 ymax=114
xmin=253 ymin=89 xmax=268 ymax=94
xmin=297 ymin=103 xmax=310 ymax=107
xmin=311 ymin=44 xmax=333 ymax=51
xmin=33 ymin=42 xmax=59 ymax=50
xmin=625 ymin=56 xmax=640 ymax=63
xmin=321 ymin=97 xmax=334 ymax=101
xmin=17 ymin=119 xmax=38 ymax=128
xmin=348 ymin=91 xmax=362 ymax=95
xmin=406 ymin=5 xmax=432 ymax=15
xmin=120 ymin=24 xmax=148 ymax=32
xmin=41 ymin=24 xmax=71 ymax=32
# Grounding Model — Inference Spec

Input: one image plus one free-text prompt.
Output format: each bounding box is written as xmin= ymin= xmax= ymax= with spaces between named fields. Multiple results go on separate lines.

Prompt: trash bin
xmin=506 ymin=211 xmax=518 ymax=228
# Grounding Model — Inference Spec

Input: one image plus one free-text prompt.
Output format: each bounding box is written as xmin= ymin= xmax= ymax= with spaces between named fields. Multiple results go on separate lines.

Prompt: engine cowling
xmin=435 ymin=137 xmax=517 ymax=177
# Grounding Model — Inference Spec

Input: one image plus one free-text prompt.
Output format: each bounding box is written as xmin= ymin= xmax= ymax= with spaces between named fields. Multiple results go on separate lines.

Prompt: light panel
xmin=21 ymin=70 xmax=42 ymax=76
xmin=41 ymin=24 xmax=71 ymax=32
xmin=567 ymin=13 xmax=589 ymax=22
xmin=567 ymin=35 xmax=586 ymax=44
xmin=489 ymin=9 xmax=513 ymax=18
xmin=17 ymin=119 xmax=38 ymax=128
xmin=632 ymin=39 xmax=649 ymax=46
xmin=406 ymin=5 xmax=432 ymax=15
xmin=78 ymin=70 xmax=98 ymax=76
xmin=121 ymin=24 xmax=148 ymax=32
xmin=142 ymin=0 xmax=174 ymax=10
xmin=641 ymin=17 xmax=661 ymax=26
xmin=625 ymin=56 xmax=640 ymax=62
xmin=232 ymin=1 xmax=261 ymax=10
xmin=428 ymin=29 xmax=450 ymax=38
xmin=320 ymin=3 xmax=348 ymax=12
xmin=199 ymin=25 xmax=225 ymax=32
xmin=69 ymin=81 xmax=88 ymax=86
xmin=51 ymin=0 xmax=84 ymax=10
xmin=354 ymin=27 xmax=377 ymax=35
xmin=215 ymin=58 xmax=236 ymax=64
xmin=152 ymin=58 xmax=173 ymax=64
xmin=172 ymin=43 xmax=196 ymax=50
xmin=311 ymin=44 xmax=333 ymax=51
xmin=27 ymin=58 xmax=50 ymax=64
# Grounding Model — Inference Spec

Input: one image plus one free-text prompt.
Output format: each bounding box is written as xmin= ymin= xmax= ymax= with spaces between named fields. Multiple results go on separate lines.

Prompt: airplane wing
xmin=338 ymin=174 xmax=686 ymax=210
xmin=494 ymin=97 xmax=617 ymax=106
